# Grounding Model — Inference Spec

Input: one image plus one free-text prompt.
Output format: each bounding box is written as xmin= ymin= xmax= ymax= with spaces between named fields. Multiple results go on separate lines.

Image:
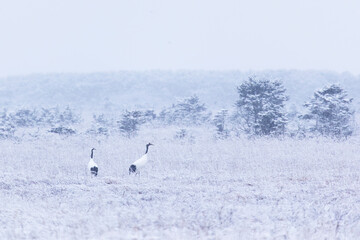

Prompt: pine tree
xmin=301 ymin=84 xmax=354 ymax=138
xmin=118 ymin=110 xmax=144 ymax=137
xmin=160 ymin=95 xmax=210 ymax=125
xmin=235 ymin=77 xmax=288 ymax=136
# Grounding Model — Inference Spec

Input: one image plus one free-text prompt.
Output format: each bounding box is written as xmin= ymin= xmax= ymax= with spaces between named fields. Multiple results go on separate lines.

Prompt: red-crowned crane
xmin=129 ymin=143 xmax=153 ymax=175
xmin=88 ymin=148 xmax=98 ymax=176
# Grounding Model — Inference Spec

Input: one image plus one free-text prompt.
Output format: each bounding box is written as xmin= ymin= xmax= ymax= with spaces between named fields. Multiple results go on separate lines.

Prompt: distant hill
xmin=0 ymin=70 xmax=359 ymax=113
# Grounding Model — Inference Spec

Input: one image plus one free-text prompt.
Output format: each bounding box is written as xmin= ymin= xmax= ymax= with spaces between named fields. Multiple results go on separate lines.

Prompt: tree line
xmin=92 ymin=76 xmax=354 ymax=139
xmin=0 ymin=76 xmax=355 ymax=140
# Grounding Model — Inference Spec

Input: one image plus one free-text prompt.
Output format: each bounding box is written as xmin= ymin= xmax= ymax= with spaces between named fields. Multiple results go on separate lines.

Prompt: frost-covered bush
xmin=8 ymin=106 xmax=80 ymax=128
xmin=118 ymin=110 xmax=145 ymax=138
xmin=284 ymin=104 xmax=307 ymax=138
xmin=175 ymin=128 xmax=188 ymax=139
xmin=143 ymin=110 xmax=156 ymax=122
xmin=116 ymin=109 xmax=157 ymax=138
xmin=0 ymin=107 xmax=81 ymax=139
xmin=87 ymin=114 xmax=111 ymax=136
xmin=0 ymin=110 xmax=15 ymax=139
xmin=213 ymin=109 xmax=229 ymax=139
xmin=56 ymin=106 xmax=81 ymax=126
xmin=48 ymin=126 xmax=76 ymax=135
xmin=87 ymin=126 xmax=109 ymax=136
xmin=174 ymin=128 xmax=195 ymax=143
xmin=9 ymin=109 xmax=39 ymax=127
xmin=301 ymin=84 xmax=354 ymax=138
xmin=159 ymin=95 xmax=211 ymax=126
xmin=234 ymin=77 xmax=288 ymax=136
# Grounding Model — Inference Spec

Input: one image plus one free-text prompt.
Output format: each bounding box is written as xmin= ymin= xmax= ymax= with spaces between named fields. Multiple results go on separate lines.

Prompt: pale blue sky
xmin=0 ymin=0 xmax=359 ymax=77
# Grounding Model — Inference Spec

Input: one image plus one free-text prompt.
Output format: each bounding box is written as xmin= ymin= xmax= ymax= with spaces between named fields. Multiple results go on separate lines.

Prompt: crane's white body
xmin=88 ymin=158 xmax=98 ymax=170
xmin=88 ymin=148 xmax=98 ymax=176
xmin=129 ymin=143 xmax=153 ymax=175
xmin=131 ymin=154 xmax=148 ymax=169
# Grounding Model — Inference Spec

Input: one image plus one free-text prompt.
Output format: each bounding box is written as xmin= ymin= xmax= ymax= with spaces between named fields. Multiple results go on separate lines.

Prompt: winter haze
xmin=1 ymin=0 xmax=360 ymax=76
xmin=1 ymin=1 xmax=360 ymax=239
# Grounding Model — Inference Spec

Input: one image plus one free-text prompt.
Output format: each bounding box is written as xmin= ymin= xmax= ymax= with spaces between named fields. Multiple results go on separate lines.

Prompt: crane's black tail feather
xmin=90 ymin=166 xmax=98 ymax=176
xmin=129 ymin=165 xmax=136 ymax=175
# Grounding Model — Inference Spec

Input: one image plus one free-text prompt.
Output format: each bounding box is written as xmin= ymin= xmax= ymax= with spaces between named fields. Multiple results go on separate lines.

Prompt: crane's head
xmin=91 ymin=148 xmax=96 ymax=151
xmin=147 ymin=143 xmax=153 ymax=147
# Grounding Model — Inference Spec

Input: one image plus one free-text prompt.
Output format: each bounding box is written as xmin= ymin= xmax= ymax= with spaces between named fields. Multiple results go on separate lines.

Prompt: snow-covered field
xmin=1 ymin=130 xmax=360 ymax=239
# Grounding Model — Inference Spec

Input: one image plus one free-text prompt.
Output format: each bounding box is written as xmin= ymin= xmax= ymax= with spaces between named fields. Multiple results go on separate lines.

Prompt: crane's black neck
xmin=91 ymin=149 xmax=94 ymax=159
xmin=145 ymin=144 xmax=151 ymax=154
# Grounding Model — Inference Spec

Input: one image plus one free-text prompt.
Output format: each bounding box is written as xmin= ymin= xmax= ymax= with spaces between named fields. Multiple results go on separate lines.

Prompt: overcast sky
xmin=0 ymin=0 xmax=359 ymax=77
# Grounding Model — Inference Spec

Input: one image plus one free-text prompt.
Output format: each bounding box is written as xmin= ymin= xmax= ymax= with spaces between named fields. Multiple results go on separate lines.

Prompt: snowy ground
xmin=1 ymin=130 xmax=360 ymax=239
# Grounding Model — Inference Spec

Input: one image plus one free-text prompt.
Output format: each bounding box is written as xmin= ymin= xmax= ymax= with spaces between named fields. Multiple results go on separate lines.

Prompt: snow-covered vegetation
xmin=1 ymin=131 xmax=360 ymax=239
xmin=1 ymin=70 xmax=360 ymax=239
